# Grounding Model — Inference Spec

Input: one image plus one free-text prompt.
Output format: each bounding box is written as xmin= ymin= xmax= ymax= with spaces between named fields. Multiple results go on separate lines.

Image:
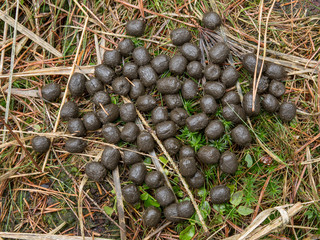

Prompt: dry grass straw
xmin=0 ymin=65 xmax=95 ymax=79
xmin=112 ymin=167 xmax=127 ymax=240
xmin=47 ymin=221 xmax=67 ymax=235
xmin=0 ymin=232 xmax=113 ymax=240
xmin=225 ymin=202 xmax=304 ymax=240
xmin=0 ymin=9 xmax=8 ymax=74
xmin=251 ymin=0 xmax=264 ymax=111
xmin=78 ymin=176 xmax=87 ymax=240
xmin=0 ymin=10 xmax=62 ymax=57
xmin=305 ymin=147 xmax=320 ymax=201
xmin=252 ymin=0 xmax=276 ymax=111
xmin=2 ymin=2 xmax=19 ymax=143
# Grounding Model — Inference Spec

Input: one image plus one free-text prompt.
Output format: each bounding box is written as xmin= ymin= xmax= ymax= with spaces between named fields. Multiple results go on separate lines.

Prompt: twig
xmin=0 ymin=10 xmax=62 ymax=57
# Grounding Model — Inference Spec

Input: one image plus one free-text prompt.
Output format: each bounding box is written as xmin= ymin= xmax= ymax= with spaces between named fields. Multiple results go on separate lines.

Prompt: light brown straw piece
xmin=0 ymin=232 xmax=113 ymax=240
xmin=225 ymin=202 xmax=303 ymax=240
xmin=0 ymin=10 xmax=62 ymax=57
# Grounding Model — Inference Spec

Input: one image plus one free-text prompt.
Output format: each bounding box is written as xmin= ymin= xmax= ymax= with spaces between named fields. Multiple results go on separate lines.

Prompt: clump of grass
xmin=178 ymin=126 xmax=206 ymax=151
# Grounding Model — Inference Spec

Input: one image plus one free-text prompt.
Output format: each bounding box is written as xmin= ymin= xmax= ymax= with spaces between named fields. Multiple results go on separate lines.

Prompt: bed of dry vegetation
xmin=0 ymin=0 xmax=320 ymax=239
